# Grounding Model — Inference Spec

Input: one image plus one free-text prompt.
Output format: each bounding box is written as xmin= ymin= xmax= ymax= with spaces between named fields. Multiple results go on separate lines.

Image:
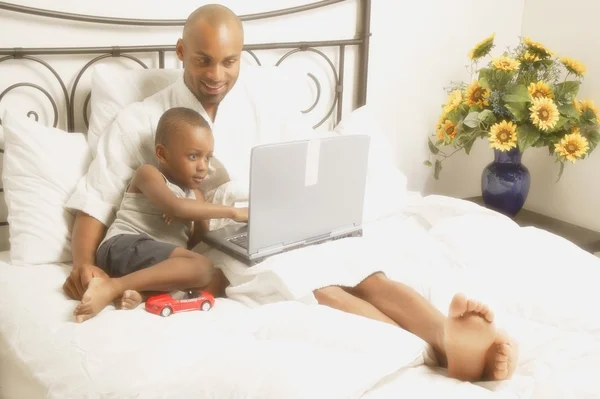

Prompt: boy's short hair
xmin=155 ymin=107 xmax=211 ymax=146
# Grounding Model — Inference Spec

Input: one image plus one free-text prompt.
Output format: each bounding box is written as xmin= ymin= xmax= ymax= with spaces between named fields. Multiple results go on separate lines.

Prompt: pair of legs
xmin=74 ymin=247 xmax=227 ymax=322
xmin=313 ymin=272 xmax=518 ymax=382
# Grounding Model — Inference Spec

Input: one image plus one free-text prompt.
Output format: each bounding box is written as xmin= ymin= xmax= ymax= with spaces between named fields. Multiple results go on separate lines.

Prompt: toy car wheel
xmin=201 ymin=301 xmax=212 ymax=311
xmin=160 ymin=306 xmax=172 ymax=317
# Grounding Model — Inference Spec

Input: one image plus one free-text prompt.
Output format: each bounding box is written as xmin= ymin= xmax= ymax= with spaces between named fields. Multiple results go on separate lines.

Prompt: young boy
xmin=74 ymin=107 xmax=247 ymax=323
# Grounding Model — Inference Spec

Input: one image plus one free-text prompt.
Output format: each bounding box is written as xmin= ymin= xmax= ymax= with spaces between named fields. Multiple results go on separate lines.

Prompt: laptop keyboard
xmin=229 ymin=233 xmax=249 ymax=249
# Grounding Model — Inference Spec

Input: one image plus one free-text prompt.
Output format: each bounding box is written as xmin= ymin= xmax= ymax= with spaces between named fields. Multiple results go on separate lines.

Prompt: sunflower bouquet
xmin=426 ymin=33 xmax=600 ymax=180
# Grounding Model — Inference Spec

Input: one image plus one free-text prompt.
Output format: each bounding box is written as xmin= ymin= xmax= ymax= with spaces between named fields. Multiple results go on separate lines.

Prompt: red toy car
xmin=145 ymin=290 xmax=215 ymax=317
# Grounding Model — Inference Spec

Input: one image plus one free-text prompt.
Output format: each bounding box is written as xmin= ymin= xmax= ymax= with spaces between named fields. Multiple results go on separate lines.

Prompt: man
xmin=63 ymin=4 xmax=517 ymax=382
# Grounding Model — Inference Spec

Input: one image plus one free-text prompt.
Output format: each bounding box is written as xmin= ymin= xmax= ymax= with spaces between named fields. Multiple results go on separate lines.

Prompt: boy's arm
xmin=188 ymin=189 xmax=210 ymax=249
xmin=132 ymin=165 xmax=247 ymax=222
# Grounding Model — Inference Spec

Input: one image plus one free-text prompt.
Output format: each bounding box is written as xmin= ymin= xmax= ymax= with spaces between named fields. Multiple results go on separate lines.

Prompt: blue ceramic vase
xmin=481 ymin=148 xmax=530 ymax=217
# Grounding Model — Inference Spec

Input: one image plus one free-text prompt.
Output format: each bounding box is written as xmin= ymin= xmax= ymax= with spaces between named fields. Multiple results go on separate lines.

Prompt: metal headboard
xmin=0 ymin=0 xmax=371 ymax=131
xmin=0 ymin=0 xmax=372 ymax=229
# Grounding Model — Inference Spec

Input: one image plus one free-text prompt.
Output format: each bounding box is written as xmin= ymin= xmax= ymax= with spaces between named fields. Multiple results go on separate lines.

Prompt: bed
xmin=1 ymin=1 xmax=600 ymax=398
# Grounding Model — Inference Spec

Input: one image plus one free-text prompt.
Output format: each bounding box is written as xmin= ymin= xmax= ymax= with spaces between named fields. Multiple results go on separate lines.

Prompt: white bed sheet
xmin=1 ymin=194 xmax=600 ymax=398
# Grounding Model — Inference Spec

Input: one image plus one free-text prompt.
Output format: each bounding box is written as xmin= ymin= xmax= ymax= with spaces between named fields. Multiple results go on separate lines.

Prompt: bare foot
xmin=484 ymin=329 xmax=519 ymax=380
xmin=120 ymin=290 xmax=143 ymax=310
xmin=74 ymin=277 xmax=122 ymax=323
xmin=443 ymin=293 xmax=497 ymax=381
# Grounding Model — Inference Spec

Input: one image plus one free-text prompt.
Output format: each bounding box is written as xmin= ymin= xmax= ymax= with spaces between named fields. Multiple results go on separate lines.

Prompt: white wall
xmin=520 ymin=0 xmax=600 ymax=232
xmin=370 ymin=1 xmax=526 ymax=195
xmin=0 ymin=0 xmax=528 ymax=250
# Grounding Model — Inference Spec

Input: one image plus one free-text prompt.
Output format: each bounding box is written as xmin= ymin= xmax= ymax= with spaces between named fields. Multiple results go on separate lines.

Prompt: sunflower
xmin=465 ymin=81 xmax=490 ymax=107
xmin=574 ymin=99 xmax=599 ymax=121
xmin=527 ymin=81 xmax=553 ymax=99
xmin=521 ymin=51 xmax=540 ymax=63
xmin=554 ymin=128 xmax=589 ymax=162
xmin=491 ymin=56 xmax=521 ymax=72
xmin=523 ymin=37 xmax=554 ymax=58
xmin=468 ymin=33 xmax=495 ymax=61
xmin=437 ymin=120 xmax=457 ymax=141
xmin=442 ymin=90 xmax=463 ymax=114
xmin=560 ymin=57 xmax=586 ymax=77
xmin=488 ymin=120 xmax=518 ymax=151
xmin=529 ymin=97 xmax=560 ymax=131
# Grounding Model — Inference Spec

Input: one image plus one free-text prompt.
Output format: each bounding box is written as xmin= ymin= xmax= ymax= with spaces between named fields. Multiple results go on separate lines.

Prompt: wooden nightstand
xmin=465 ymin=196 xmax=600 ymax=254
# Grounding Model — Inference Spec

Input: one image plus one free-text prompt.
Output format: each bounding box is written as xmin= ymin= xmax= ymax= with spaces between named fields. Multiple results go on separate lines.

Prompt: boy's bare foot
xmin=443 ymin=293 xmax=497 ymax=381
xmin=484 ymin=329 xmax=519 ymax=380
xmin=74 ymin=277 xmax=121 ymax=323
xmin=120 ymin=290 xmax=143 ymax=310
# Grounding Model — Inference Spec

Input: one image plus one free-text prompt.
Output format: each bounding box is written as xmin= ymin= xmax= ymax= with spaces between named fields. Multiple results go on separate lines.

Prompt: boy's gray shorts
xmin=96 ymin=234 xmax=177 ymax=278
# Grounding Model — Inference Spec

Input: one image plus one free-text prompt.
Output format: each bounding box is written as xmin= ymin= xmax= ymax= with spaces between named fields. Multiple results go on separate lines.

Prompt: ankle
xmin=108 ymin=278 xmax=125 ymax=299
xmin=433 ymin=328 xmax=447 ymax=366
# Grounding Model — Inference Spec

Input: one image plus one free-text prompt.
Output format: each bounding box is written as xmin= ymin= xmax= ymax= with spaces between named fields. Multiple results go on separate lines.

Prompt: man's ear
xmin=176 ymin=39 xmax=184 ymax=64
xmin=155 ymin=144 xmax=168 ymax=164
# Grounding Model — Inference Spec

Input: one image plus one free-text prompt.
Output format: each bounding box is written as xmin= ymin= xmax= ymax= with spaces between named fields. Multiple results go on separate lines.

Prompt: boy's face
xmin=157 ymin=124 xmax=214 ymax=190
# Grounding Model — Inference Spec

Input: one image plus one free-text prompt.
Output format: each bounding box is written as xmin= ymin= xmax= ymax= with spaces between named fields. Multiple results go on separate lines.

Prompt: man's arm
xmin=64 ymin=107 xmax=146 ymax=299
xmin=133 ymin=164 xmax=248 ymax=222
xmin=63 ymin=212 xmax=109 ymax=300
xmin=71 ymin=211 xmax=106 ymax=267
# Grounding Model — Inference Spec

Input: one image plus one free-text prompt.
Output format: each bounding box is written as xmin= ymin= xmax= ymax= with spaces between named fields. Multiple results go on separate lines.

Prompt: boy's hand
xmin=162 ymin=214 xmax=173 ymax=225
xmin=232 ymin=207 xmax=249 ymax=223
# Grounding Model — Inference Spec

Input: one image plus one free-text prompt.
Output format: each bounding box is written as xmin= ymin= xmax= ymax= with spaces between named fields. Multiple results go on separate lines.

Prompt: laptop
xmin=202 ymin=134 xmax=370 ymax=266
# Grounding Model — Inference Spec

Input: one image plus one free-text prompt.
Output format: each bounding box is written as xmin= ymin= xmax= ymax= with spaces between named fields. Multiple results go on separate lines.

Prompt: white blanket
xmin=2 ymin=195 xmax=600 ymax=398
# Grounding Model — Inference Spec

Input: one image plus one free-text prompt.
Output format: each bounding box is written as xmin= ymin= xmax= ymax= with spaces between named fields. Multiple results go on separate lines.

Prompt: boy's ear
xmin=155 ymin=144 xmax=168 ymax=164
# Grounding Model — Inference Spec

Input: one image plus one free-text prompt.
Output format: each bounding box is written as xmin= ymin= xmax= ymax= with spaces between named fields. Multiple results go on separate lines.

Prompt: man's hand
xmin=232 ymin=207 xmax=249 ymax=223
xmin=63 ymin=263 xmax=109 ymax=300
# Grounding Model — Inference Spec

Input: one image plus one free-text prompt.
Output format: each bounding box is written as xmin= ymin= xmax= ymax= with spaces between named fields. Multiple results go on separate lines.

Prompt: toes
xmin=497 ymin=343 xmax=511 ymax=355
xmin=74 ymin=303 xmax=91 ymax=315
xmin=481 ymin=305 xmax=494 ymax=322
xmin=76 ymin=314 xmax=92 ymax=323
xmin=122 ymin=299 xmax=138 ymax=310
xmin=495 ymin=352 xmax=509 ymax=362
xmin=449 ymin=293 xmax=468 ymax=317
xmin=466 ymin=299 xmax=478 ymax=312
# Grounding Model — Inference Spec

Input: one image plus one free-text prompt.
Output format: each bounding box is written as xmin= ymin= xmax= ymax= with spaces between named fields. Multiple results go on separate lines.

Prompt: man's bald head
xmin=176 ymin=4 xmax=244 ymax=111
xmin=183 ymin=4 xmax=243 ymax=41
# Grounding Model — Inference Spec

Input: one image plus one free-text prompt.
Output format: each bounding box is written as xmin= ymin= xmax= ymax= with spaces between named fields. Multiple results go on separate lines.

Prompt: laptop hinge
xmin=331 ymin=225 xmax=359 ymax=236
xmin=255 ymin=243 xmax=284 ymax=255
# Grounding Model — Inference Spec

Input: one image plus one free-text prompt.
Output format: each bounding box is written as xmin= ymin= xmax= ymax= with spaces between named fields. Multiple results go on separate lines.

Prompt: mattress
xmin=1 ymin=195 xmax=600 ymax=398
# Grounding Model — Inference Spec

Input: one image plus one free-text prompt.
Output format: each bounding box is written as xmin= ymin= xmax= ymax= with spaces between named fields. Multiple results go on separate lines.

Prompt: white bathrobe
xmin=66 ymin=69 xmax=407 ymax=306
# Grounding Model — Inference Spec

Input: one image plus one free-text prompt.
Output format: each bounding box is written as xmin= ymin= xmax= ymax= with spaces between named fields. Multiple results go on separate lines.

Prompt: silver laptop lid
xmin=247 ymin=134 xmax=370 ymax=255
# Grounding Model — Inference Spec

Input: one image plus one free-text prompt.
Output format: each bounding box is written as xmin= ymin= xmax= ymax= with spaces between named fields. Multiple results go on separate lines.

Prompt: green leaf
xmin=423 ymin=160 xmax=433 ymax=167
xmin=558 ymin=104 xmax=579 ymax=119
xmin=479 ymin=76 xmax=491 ymax=90
xmin=446 ymin=104 xmax=469 ymax=124
xmin=556 ymin=161 xmax=565 ymax=182
xmin=463 ymin=112 xmax=480 ymax=128
xmin=547 ymin=116 xmax=569 ymax=133
xmin=464 ymin=138 xmax=476 ymax=155
xmin=584 ymin=129 xmax=600 ymax=151
xmin=434 ymin=160 xmax=442 ymax=180
xmin=581 ymin=108 xmax=598 ymax=125
xmin=502 ymin=85 xmax=532 ymax=103
xmin=505 ymin=102 xmax=528 ymax=122
xmin=517 ymin=124 xmax=541 ymax=152
xmin=555 ymin=81 xmax=580 ymax=103
xmin=478 ymin=109 xmax=496 ymax=125
xmin=428 ymin=138 xmax=440 ymax=154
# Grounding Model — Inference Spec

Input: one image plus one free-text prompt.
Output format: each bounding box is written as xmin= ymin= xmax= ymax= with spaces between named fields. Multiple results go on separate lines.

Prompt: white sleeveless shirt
xmin=100 ymin=174 xmax=196 ymax=249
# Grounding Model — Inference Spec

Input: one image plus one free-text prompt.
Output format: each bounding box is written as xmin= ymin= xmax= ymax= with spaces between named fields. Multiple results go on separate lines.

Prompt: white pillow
xmin=332 ymin=104 xmax=409 ymax=222
xmin=1 ymin=109 xmax=91 ymax=265
xmin=87 ymin=65 xmax=182 ymax=153
xmin=87 ymin=64 xmax=311 ymax=153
